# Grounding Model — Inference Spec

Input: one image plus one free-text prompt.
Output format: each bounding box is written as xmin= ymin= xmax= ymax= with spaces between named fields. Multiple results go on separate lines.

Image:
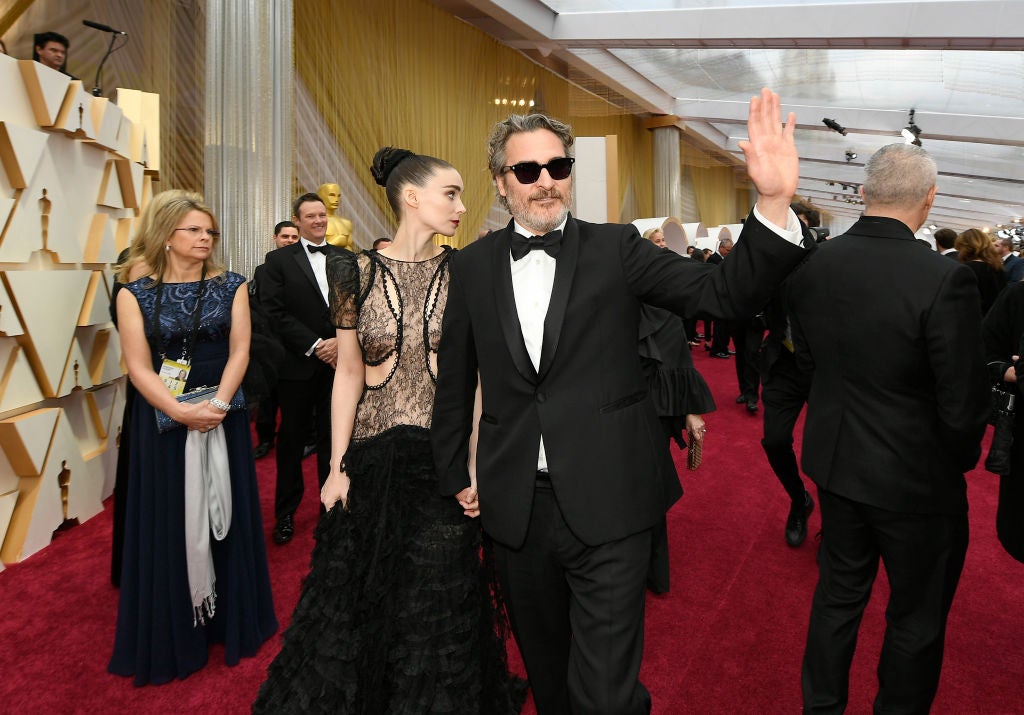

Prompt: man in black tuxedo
xmin=788 ymin=144 xmax=989 ymax=713
xmin=759 ymin=206 xmax=817 ymax=547
xmin=260 ymin=193 xmax=343 ymax=544
xmin=432 ymin=88 xmax=808 ymax=714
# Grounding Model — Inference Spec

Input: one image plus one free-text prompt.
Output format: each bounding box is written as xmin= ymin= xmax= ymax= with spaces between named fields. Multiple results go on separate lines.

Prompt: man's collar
xmin=300 ymin=236 xmax=326 ymax=249
xmin=512 ymin=215 xmax=569 ymax=239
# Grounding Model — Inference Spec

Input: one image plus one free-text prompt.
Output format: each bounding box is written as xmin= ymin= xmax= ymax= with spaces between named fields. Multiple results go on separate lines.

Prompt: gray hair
xmin=487 ymin=113 xmax=575 ymax=212
xmin=862 ymin=143 xmax=937 ymax=209
xmin=718 ymin=237 xmax=734 ymax=248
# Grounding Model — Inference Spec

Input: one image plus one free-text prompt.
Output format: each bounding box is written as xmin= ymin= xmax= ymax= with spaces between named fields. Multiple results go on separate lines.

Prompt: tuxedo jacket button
xmin=536 ymin=391 xmax=546 ymax=403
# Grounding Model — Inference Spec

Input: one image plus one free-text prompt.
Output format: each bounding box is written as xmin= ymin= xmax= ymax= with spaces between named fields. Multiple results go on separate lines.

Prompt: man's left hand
xmin=739 ymin=87 xmax=798 ymax=227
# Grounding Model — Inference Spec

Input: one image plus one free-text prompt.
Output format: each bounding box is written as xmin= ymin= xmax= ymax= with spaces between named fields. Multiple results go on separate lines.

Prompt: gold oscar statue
xmin=318 ymin=182 xmax=354 ymax=251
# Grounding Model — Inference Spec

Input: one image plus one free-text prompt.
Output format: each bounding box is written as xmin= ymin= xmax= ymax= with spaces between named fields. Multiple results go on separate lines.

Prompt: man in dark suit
xmin=788 ymin=144 xmax=989 ymax=713
xmin=933 ymin=226 xmax=959 ymax=259
xmin=705 ymin=237 xmax=734 ymax=359
xmin=432 ymin=88 xmax=808 ymax=714
xmin=995 ymin=236 xmax=1024 ymax=283
xmin=260 ymin=193 xmax=344 ymax=544
xmin=759 ymin=206 xmax=817 ymax=547
xmin=251 ymin=220 xmax=300 ymax=459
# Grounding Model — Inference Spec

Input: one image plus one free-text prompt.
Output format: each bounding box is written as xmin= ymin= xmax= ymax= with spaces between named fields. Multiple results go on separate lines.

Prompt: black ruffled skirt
xmin=253 ymin=426 xmax=523 ymax=714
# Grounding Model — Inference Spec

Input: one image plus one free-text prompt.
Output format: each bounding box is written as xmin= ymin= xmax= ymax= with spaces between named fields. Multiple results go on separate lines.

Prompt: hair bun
xmin=370 ymin=147 xmax=415 ymax=187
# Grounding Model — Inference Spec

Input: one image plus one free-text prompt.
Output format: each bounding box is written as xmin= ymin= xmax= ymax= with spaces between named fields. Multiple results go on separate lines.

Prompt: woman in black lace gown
xmin=109 ymin=190 xmax=277 ymax=685
xmin=253 ymin=149 xmax=523 ymax=714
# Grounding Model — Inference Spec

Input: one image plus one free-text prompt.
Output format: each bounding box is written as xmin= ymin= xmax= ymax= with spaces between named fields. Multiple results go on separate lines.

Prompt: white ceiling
xmin=432 ymin=0 xmax=1024 ymax=233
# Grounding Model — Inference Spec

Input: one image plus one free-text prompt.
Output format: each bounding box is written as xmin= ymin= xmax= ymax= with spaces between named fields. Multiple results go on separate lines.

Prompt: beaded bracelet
xmin=209 ymin=397 xmax=231 ymax=412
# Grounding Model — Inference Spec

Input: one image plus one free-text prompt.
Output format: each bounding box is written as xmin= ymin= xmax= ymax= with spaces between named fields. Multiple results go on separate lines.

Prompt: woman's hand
xmin=321 ymin=469 xmax=351 ymax=512
xmin=178 ymin=400 xmax=227 ymax=433
xmin=686 ymin=413 xmax=707 ymax=443
xmin=456 ymin=483 xmax=480 ymax=519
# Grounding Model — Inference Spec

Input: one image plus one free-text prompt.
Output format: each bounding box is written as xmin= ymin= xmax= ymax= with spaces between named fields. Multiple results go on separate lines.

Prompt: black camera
xmin=809 ymin=227 xmax=830 ymax=242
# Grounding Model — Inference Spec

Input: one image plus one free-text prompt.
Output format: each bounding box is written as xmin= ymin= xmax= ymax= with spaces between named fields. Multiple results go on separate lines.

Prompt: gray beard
xmin=516 ymin=205 xmax=569 ymax=235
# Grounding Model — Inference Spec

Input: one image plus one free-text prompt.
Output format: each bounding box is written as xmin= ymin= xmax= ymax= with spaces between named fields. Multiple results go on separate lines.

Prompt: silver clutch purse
xmin=155 ymin=385 xmax=246 ymax=433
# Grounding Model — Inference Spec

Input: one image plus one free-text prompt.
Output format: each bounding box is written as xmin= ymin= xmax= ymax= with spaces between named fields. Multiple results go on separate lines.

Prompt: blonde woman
xmin=109 ymin=190 xmax=276 ymax=685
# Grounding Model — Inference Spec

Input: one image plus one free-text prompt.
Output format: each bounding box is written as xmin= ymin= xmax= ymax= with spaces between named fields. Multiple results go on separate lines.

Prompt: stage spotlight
xmin=901 ymin=109 xmax=922 ymax=147
xmin=845 ymin=150 xmax=857 ymax=162
xmin=823 ymin=117 xmax=847 ymax=136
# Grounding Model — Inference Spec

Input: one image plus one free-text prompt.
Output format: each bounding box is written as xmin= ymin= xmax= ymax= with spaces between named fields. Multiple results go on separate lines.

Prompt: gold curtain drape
xmin=294 ymin=0 xmax=653 ymax=247
xmin=681 ymin=137 xmax=751 ymax=226
xmin=690 ymin=165 xmax=743 ymax=227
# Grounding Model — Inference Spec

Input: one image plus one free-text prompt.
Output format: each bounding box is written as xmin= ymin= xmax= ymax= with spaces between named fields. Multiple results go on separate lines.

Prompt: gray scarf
xmin=184 ymin=426 xmax=232 ymax=626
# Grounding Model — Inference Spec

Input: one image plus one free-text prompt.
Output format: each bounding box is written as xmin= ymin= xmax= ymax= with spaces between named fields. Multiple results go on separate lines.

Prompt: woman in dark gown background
xmin=254 ymin=148 xmax=522 ymax=713
xmin=638 ymin=235 xmax=716 ymax=593
xmin=109 ymin=190 xmax=277 ymax=685
xmin=957 ymin=227 xmax=1006 ymax=314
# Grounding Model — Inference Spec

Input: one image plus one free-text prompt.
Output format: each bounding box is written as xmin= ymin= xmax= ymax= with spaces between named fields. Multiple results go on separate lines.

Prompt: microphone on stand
xmin=82 ymin=20 xmax=127 ymax=36
xmin=82 ymin=20 xmax=130 ymax=97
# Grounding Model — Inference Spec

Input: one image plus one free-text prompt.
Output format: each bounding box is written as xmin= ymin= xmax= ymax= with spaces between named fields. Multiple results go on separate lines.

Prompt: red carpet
xmin=2 ymin=347 xmax=1023 ymax=713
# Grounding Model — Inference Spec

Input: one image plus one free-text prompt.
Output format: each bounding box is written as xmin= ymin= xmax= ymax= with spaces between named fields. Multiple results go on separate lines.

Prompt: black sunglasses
xmin=501 ymin=156 xmax=575 ymax=184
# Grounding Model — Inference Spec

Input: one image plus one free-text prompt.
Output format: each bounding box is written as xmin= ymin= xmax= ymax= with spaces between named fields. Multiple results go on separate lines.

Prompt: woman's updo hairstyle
xmin=370 ymin=146 xmax=456 ymax=218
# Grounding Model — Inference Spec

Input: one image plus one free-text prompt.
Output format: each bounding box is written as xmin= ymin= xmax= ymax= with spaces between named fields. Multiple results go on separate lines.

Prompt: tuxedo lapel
xmin=492 ymin=224 xmax=538 ymax=383
xmin=538 ymin=215 xmax=579 ymax=380
xmin=291 ymin=243 xmax=328 ymax=308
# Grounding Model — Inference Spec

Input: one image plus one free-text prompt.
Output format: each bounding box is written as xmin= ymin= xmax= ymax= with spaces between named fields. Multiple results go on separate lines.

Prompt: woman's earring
xmin=165 ymin=244 xmax=171 ymax=252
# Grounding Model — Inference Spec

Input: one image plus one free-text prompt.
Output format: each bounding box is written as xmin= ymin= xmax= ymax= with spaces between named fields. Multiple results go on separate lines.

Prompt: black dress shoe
xmin=736 ymin=395 xmax=747 ymax=404
xmin=272 ymin=514 xmax=295 ymax=545
xmin=785 ymin=491 xmax=815 ymax=547
xmin=710 ymin=351 xmax=731 ymax=359
xmin=302 ymin=442 xmax=317 ymax=459
xmin=253 ymin=441 xmax=272 ymax=459
xmin=746 ymin=399 xmax=759 ymax=413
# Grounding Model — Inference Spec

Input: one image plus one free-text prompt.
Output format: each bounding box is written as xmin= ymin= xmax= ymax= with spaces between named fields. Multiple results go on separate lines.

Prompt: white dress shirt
xmin=510 ymin=218 xmax=566 ymax=472
xmin=300 ymin=236 xmax=330 ymax=355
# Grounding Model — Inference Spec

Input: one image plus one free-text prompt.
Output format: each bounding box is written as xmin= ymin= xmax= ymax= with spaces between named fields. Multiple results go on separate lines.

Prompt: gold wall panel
xmin=0 ymin=121 xmax=49 ymax=189
xmin=15 ymin=59 xmax=70 ymax=129
xmin=0 ymin=492 xmax=15 ymax=573
xmin=0 ymin=54 xmax=150 ymax=564
xmin=52 ymin=81 xmax=98 ymax=140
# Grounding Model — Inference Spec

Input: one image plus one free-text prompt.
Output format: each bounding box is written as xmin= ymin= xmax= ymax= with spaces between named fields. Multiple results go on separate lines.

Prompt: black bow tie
xmin=510 ymin=230 xmax=562 ymax=261
xmin=306 ymin=243 xmax=328 ymax=255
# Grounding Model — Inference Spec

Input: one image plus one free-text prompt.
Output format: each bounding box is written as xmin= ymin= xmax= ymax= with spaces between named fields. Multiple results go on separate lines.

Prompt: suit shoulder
xmin=574 ymin=218 xmax=635 ymax=238
xmin=455 ymin=231 xmax=499 ymax=261
xmin=264 ymin=244 xmax=297 ymax=263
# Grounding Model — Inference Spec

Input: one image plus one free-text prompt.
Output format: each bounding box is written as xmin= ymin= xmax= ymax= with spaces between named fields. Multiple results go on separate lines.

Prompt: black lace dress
xmin=108 ymin=272 xmax=278 ymax=685
xmin=253 ymin=249 xmax=523 ymax=714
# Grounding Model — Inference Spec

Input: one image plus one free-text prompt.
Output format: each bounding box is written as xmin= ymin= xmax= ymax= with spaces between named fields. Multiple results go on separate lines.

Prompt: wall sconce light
xmin=845 ymin=150 xmax=857 ymax=162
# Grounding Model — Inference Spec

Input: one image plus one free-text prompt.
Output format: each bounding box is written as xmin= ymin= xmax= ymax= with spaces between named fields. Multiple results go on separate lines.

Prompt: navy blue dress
xmin=109 ymin=272 xmax=278 ymax=685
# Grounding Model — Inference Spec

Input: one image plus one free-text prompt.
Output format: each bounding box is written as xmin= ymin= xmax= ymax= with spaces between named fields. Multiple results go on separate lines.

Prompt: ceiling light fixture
xmin=901 ymin=109 xmax=922 ymax=147
xmin=823 ymin=117 xmax=847 ymax=136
